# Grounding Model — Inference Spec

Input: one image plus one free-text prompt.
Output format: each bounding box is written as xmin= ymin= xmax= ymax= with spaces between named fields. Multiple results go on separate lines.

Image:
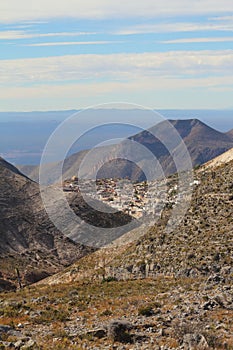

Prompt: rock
xmin=24 ymin=271 xmax=50 ymax=284
xmin=87 ymin=329 xmax=106 ymax=339
xmin=0 ymin=324 xmax=23 ymax=340
xmin=0 ymin=325 xmax=12 ymax=334
xmin=0 ymin=279 xmax=16 ymax=292
xmin=0 ymin=341 xmax=15 ymax=348
xmin=21 ymin=338 xmax=36 ymax=349
xmin=183 ymin=333 xmax=209 ymax=350
xmin=14 ymin=339 xmax=24 ymax=348
xmin=107 ymin=320 xmax=133 ymax=343
xmin=206 ymin=274 xmax=225 ymax=285
xmin=203 ymin=299 xmax=219 ymax=310
xmin=214 ymin=294 xmax=226 ymax=308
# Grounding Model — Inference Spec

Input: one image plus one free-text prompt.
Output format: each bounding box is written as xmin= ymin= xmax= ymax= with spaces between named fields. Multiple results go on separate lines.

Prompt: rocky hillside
xmin=124 ymin=118 xmax=233 ymax=178
xmin=1 ymin=152 xmax=232 ymax=349
xmin=40 ymin=153 xmax=233 ymax=285
xmin=19 ymin=119 xmax=233 ymax=183
xmin=0 ymin=157 xmax=95 ymax=290
xmin=0 ymin=156 xmax=136 ymax=290
xmin=202 ymin=147 xmax=233 ymax=170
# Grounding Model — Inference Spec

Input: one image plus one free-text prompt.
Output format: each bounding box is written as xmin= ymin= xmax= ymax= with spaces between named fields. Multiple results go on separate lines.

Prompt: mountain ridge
xmin=19 ymin=118 xmax=233 ymax=183
xmin=0 ymin=156 xmax=29 ymax=178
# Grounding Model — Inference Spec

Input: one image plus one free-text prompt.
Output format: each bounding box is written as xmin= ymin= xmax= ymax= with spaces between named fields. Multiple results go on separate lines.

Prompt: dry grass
xmin=1 ymin=276 xmax=232 ymax=349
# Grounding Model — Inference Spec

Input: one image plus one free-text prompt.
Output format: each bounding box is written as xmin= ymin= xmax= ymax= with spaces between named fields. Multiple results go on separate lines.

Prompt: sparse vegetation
xmin=138 ymin=304 xmax=154 ymax=317
xmin=101 ymin=276 xmax=118 ymax=283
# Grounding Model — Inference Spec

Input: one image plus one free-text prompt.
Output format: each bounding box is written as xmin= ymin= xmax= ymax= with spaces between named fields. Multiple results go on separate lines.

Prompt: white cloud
xmin=0 ymin=0 xmax=233 ymax=22
xmin=0 ymin=51 xmax=232 ymax=87
xmin=26 ymin=40 xmax=123 ymax=47
xmin=115 ymin=22 xmax=233 ymax=35
xmin=162 ymin=37 xmax=233 ymax=44
xmin=1 ymin=75 xmax=233 ymax=111
xmin=0 ymin=30 xmax=96 ymax=40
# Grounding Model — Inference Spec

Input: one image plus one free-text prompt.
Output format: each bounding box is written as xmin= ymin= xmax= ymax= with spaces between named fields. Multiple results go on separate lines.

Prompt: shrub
xmin=101 ymin=276 xmax=118 ymax=283
xmin=138 ymin=305 xmax=154 ymax=317
xmin=101 ymin=309 xmax=113 ymax=316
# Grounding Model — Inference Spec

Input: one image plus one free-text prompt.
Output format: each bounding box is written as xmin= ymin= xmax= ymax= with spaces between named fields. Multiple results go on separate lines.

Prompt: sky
xmin=0 ymin=0 xmax=233 ymax=111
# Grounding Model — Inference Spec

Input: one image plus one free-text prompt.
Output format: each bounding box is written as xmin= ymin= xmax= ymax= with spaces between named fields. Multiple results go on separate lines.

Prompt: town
xmin=63 ymin=174 xmax=198 ymax=219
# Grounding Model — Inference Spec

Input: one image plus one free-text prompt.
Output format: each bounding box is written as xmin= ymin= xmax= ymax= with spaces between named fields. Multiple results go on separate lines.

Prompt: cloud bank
xmin=0 ymin=0 xmax=233 ymax=22
xmin=1 ymin=51 xmax=232 ymax=86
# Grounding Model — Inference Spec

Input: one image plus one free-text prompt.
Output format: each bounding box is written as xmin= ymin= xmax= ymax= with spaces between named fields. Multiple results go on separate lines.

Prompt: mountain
xmin=125 ymin=118 xmax=233 ymax=177
xmin=0 ymin=157 xmax=94 ymax=290
xmin=19 ymin=119 xmax=233 ymax=183
xmin=96 ymin=118 xmax=233 ymax=180
xmin=41 ymin=147 xmax=233 ymax=286
xmin=19 ymin=149 xmax=89 ymax=184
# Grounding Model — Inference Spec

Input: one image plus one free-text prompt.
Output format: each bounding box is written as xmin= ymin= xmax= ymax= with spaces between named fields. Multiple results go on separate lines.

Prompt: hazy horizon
xmin=1 ymin=109 xmax=232 ymax=166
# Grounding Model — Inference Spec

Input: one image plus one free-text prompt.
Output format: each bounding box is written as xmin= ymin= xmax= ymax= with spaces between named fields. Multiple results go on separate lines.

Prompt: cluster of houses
xmin=63 ymin=174 xmax=199 ymax=219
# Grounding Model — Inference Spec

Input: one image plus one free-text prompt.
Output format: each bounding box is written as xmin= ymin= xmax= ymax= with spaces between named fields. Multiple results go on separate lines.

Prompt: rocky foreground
xmin=0 ymin=276 xmax=233 ymax=349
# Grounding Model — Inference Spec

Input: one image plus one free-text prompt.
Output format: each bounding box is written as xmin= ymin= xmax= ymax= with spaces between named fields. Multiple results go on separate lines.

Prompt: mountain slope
xmin=0 ymin=157 xmax=94 ymax=290
xmin=19 ymin=119 xmax=233 ymax=183
xmin=91 ymin=118 xmax=233 ymax=180
xmin=128 ymin=118 xmax=233 ymax=175
xmin=19 ymin=149 xmax=90 ymax=184
xmin=107 ymin=154 xmax=233 ymax=280
xmin=0 ymin=156 xmax=136 ymax=290
xmin=15 ymin=151 xmax=232 ymax=350
xmin=41 ymin=150 xmax=233 ymax=285
xmin=202 ymin=147 xmax=233 ymax=170
xmin=226 ymin=129 xmax=233 ymax=138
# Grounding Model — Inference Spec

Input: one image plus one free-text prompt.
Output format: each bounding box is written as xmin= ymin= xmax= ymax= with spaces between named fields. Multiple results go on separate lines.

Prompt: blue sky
xmin=0 ymin=0 xmax=233 ymax=111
